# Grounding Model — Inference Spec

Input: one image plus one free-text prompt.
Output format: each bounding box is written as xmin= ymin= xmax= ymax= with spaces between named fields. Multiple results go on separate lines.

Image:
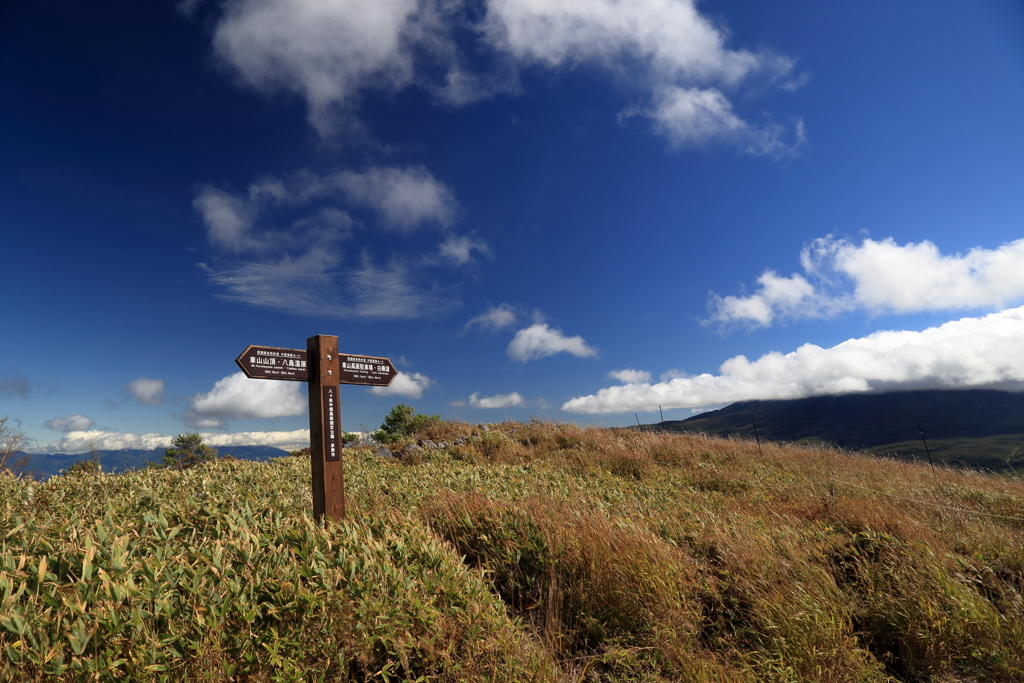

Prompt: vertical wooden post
xmin=308 ymin=334 xmax=345 ymax=522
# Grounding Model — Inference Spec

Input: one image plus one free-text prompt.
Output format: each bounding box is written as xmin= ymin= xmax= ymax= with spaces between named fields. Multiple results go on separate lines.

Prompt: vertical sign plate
xmin=323 ymin=385 xmax=341 ymax=461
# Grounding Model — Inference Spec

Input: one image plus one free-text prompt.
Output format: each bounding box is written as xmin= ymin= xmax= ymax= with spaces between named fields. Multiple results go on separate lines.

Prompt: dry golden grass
xmin=3 ymin=419 xmax=1024 ymax=681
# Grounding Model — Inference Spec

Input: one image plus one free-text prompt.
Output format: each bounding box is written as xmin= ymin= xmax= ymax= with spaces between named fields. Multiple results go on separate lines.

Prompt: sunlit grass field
xmin=3 ymin=421 xmax=1024 ymax=682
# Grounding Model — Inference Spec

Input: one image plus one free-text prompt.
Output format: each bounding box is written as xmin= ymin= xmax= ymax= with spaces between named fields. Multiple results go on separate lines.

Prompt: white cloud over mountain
xmin=186 ymin=372 xmax=307 ymax=428
xmin=507 ymin=322 xmax=598 ymax=362
xmin=711 ymin=236 xmax=1024 ymax=327
xmin=564 ymin=305 xmax=1024 ymax=414
xmin=33 ymin=429 xmax=310 ymax=455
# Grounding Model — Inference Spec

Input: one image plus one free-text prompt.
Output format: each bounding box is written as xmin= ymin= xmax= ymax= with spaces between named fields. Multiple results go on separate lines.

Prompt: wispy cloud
xmin=710 ymin=236 xmax=1024 ymax=327
xmin=195 ymin=167 xmax=460 ymax=319
xmin=194 ymin=166 xmax=453 ymax=252
xmin=465 ymin=303 xmax=520 ymax=331
xmin=336 ymin=167 xmax=458 ymax=230
xmin=0 ymin=372 xmax=29 ymax=399
xmin=438 ymin=234 xmax=491 ymax=265
xmin=608 ymin=368 xmax=651 ymax=384
xmin=645 ymin=86 xmax=805 ymax=158
xmin=185 ymin=372 xmax=307 ymax=428
xmin=125 ymin=377 xmax=165 ymax=406
xmin=367 ymin=371 xmax=434 ymax=399
xmin=507 ymin=322 xmax=598 ymax=362
xmin=564 ymin=306 xmax=1024 ymax=414
xmin=202 ymin=249 xmax=339 ymax=316
xmin=33 ymin=429 xmax=310 ymax=455
xmin=44 ymin=415 xmax=95 ymax=432
xmin=468 ymin=391 xmax=524 ymax=408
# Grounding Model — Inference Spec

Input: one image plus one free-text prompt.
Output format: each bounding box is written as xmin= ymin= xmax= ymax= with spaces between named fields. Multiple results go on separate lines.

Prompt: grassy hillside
xmin=3 ymin=421 xmax=1024 ymax=682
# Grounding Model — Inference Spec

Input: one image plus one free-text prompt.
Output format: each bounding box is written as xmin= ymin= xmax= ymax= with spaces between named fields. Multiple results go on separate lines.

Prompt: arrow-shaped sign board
xmin=336 ymin=353 xmax=398 ymax=387
xmin=236 ymin=345 xmax=309 ymax=381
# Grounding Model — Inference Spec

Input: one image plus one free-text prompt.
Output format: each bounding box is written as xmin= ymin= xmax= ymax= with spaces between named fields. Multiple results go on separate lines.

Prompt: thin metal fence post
xmin=919 ymin=423 xmax=935 ymax=475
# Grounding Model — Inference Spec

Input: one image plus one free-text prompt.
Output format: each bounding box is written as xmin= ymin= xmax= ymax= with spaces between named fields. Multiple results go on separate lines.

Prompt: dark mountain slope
xmin=660 ymin=389 xmax=1024 ymax=451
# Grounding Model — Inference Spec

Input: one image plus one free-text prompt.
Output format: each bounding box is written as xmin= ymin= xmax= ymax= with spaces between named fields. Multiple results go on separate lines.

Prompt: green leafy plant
xmin=372 ymin=404 xmax=441 ymax=444
xmin=162 ymin=433 xmax=218 ymax=470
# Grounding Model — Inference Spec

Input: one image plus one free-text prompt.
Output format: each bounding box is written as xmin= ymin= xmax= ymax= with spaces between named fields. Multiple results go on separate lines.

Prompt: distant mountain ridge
xmin=22 ymin=446 xmax=291 ymax=479
xmin=658 ymin=389 xmax=1024 ymax=456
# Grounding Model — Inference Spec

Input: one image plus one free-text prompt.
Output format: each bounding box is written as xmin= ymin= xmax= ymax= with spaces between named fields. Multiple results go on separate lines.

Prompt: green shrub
xmin=372 ymin=404 xmax=441 ymax=444
xmin=162 ymin=433 xmax=218 ymax=470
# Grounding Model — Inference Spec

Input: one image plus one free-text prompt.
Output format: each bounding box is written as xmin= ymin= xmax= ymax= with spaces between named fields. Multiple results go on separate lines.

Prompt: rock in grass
xmin=375 ymin=447 xmax=392 ymax=458
xmin=397 ymin=444 xmax=424 ymax=460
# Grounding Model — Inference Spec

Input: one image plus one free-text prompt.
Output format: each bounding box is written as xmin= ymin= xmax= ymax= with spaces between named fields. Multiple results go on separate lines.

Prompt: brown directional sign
xmin=236 ymin=346 xmax=397 ymax=387
xmin=234 ymin=338 xmax=399 ymax=523
xmin=337 ymin=353 xmax=397 ymax=387
xmin=235 ymin=345 xmax=309 ymax=381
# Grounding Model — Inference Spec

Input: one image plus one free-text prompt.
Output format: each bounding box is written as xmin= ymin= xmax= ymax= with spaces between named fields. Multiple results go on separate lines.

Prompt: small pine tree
xmin=372 ymin=404 xmax=441 ymax=444
xmin=163 ymin=433 xmax=218 ymax=470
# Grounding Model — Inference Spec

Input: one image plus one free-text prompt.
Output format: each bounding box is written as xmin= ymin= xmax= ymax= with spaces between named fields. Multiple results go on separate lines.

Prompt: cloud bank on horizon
xmin=33 ymin=429 xmax=311 ymax=455
xmin=565 ymin=306 xmax=1024 ymax=414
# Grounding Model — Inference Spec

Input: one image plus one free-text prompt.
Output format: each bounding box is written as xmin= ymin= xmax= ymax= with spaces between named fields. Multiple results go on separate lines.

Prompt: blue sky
xmin=3 ymin=0 xmax=1024 ymax=454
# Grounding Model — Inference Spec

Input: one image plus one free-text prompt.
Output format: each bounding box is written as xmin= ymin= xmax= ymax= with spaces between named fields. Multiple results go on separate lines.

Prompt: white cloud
xmin=469 ymin=391 xmax=524 ymax=408
xmin=438 ymin=234 xmax=490 ymax=265
xmin=711 ymin=236 xmax=1024 ymax=327
xmin=211 ymin=0 xmax=432 ymax=136
xmin=44 ymin=415 xmax=95 ymax=432
xmin=608 ymin=368 xmax=651 ymax=384
xmin=507 ymin=322 xmax=598 ymax=362
xmin=367 ymin=371 xmax=434 ymax=399
xmin=205 ymin=0 xmax=802 ymax=152
xmin=33 ymin=429 xmax=310 ymax=455
xmin=202 ymin=430 xmax=309 ymax=450
xmin=483 ymin=0 xmax=805 ymax=153
xmin=186 ymin=372 xmax=307 ymax=428
xmin=647 ymin=86 xmax=804 ymax=157
xmin=336 ymin=167 xmax=458 ymax=229
xmin=465 ymin=303 xmax=519 ymax=331
xmin=126 ymin=377 xmax=166 ymax=406
xmin=563 ymin=306 xmax=1024 ymax=414
xmin=193 ymin=187 xmax=259 ymax=253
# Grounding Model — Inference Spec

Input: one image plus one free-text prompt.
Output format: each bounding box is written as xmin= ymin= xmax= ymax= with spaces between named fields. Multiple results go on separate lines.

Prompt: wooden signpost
xmin=236 ymin=335 xmax=397 ymax=522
